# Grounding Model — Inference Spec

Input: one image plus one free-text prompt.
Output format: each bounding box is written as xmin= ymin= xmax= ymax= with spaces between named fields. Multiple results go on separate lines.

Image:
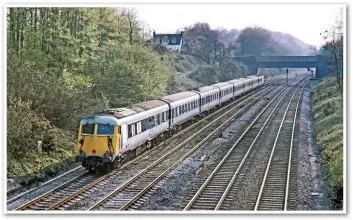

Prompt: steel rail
xmin=253 ymin=79 xmax=307 ymax=211
xmin=7 ymin=166 xmax=82 ymax=204
xmin=14 ymin=172 xmax=89 ymax=210
xmin=184 ymin=84 xmax=290 ymax=210
xmin=284 ymin=80 xmax=307 ymax=211
xmin=184 ymin=77 xmax=308 ymax=211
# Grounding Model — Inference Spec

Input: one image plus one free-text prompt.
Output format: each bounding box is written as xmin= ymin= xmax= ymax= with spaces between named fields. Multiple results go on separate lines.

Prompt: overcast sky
xmin=134 ymin=4 xmax=344 ymax=47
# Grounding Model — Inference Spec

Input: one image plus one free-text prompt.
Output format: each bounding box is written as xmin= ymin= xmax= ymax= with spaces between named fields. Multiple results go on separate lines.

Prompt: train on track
xmin=76 ymin=75 xmax=264 ymax=172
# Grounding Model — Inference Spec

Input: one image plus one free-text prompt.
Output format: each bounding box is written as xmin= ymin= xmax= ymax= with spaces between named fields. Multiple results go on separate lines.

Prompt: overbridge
xmin=235 ymin=55 xmax=325 ymax=78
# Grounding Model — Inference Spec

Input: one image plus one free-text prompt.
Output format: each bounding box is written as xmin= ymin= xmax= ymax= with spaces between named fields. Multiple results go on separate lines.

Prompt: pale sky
xmin=135 ymin=4 xmax=344 ymax=47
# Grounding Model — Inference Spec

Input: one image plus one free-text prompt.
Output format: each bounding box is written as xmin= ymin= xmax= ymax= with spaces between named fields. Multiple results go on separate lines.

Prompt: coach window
xmin=156 ymin=114 xmax=160 ymax=125
xmin=149 ymin=116 xmax=155 ymax=127
xmin=142 ymin=119 xmax=148 ymax=132
xmin=128 ymin=125 xmax=132 ymax=137
xmin=161 ymin=112 xmax=165 ymax=122
xmin=131 ymin=124 xmax=136 ymax=136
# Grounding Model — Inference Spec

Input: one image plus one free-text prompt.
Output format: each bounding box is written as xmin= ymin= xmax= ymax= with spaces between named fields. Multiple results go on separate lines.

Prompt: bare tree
xmin=320 ymin=7 xmax=344 ymax=95
xmin=139 ymin=21 xmax=152 ymax=41
xmin=126 ymin=8 xmax=138 ymax=45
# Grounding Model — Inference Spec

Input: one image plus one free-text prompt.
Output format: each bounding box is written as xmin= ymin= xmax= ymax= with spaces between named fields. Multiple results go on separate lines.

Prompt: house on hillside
xmin=152 ymin=31 xmax=184 ymax=52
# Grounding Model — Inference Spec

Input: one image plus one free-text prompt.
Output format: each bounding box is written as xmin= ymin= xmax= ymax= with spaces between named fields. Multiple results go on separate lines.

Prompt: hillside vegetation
xmin=6 ymin=8 xmax=172 ymax=182
xmin=312 ymin=77 xmax=343 ymax=209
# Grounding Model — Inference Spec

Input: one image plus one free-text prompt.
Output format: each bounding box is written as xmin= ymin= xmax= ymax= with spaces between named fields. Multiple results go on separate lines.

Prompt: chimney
xmin=181 ymin=31 xmax=184 ymax=36
xmin=153 ymin=31 xmax=156 ymax=37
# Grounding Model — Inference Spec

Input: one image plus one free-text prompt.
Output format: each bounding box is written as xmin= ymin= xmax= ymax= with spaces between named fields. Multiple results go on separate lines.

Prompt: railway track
xmin=254 ymin=80 xmax=306 ymax=211
xmin=183 ymin=77 xmax=308 ymax=211
xmin=11 ymin=75 xmax=295 ymax=211
xmin=14 ymin=173 xmax=95 ymax=210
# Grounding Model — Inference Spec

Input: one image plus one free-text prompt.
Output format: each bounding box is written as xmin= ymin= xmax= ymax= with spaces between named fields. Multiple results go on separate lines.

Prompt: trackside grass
xmin=312 ymin=76 xmax=343 ymax=210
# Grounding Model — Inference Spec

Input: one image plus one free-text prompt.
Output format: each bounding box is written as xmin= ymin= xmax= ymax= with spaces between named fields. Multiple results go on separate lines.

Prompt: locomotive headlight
xmin=92 ymin=150 xmax=96 ymax=154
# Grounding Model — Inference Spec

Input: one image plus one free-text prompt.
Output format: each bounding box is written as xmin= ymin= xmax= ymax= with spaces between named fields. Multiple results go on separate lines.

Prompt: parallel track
xmin=183 ymin=77 xmax=308 ymax=211
xmin=254 ymin=80 xmax=306 ymax=211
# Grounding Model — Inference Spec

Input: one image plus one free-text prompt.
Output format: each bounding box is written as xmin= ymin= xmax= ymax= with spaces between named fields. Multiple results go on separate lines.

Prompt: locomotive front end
xmin=76 ymin=115 xmax=120 ymax=172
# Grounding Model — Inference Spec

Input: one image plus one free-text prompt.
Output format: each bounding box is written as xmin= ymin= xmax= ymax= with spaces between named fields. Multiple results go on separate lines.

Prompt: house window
xmin=172 ymin=37 xmax=177 ymax=43
xmin=162 ymin=36 xmax=169 ymax=44
xmin=155 ymin=37 xmax=160 ymax=43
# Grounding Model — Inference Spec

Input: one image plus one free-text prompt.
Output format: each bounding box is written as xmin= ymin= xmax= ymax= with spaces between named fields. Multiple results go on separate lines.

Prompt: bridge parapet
xmin=256 ymin=56 xmax=317 ymax=63
xmin=234 ymin=55 xmax=325 ymax=78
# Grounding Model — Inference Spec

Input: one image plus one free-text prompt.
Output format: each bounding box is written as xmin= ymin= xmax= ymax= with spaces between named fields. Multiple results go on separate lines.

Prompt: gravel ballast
xmin=296 ymin=84 xmax=331 ymax=210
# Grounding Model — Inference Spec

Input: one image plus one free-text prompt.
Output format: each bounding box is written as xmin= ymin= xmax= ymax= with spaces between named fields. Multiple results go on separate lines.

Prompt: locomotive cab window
xmin=97 ymin=124 xmax=114 ymax=135
xmin=82 ymin=124 xmax=95 ymax=135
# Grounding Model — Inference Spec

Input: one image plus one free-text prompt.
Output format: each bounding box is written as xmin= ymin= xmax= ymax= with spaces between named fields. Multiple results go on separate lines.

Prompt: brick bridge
xmin=235 ymin=55 xmax=325 ymax=78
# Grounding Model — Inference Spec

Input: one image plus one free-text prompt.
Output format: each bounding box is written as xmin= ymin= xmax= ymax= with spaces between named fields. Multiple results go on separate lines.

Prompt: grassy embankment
xmin=312 ymin=76 xmax=343 ymax=210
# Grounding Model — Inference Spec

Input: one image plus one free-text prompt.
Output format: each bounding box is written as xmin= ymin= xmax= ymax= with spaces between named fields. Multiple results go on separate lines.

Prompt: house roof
xmin=153 ymin=33 xmax=183 ymax=45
